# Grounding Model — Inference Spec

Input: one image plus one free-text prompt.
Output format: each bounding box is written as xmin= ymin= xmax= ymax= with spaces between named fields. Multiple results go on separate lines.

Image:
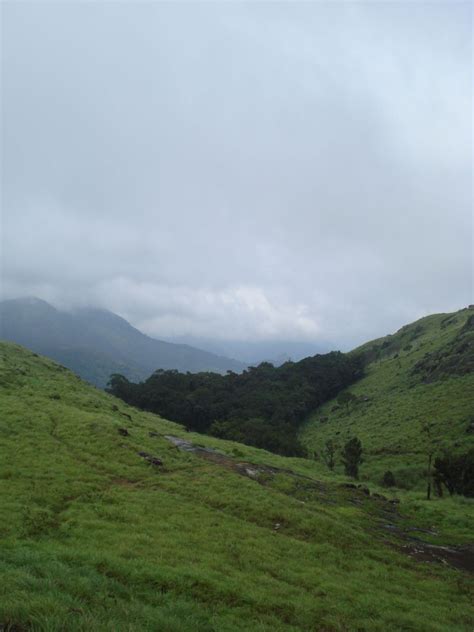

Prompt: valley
xmin=0 ymin=339 xmax=473 ymax=630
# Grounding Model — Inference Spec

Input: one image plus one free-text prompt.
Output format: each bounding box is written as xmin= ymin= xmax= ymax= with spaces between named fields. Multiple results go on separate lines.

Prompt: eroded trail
xmin=163 ymin=434 xmax=474 ymax=573
xmin=164 ymin=434 xmax=327 ymax=485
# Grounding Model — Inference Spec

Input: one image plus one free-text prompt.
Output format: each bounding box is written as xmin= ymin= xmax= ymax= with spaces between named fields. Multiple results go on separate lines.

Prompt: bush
xmin=382 ymin=470 xmax=396 ymax=487
xmin=433 ymin=449 xmax=474 ymax=497
xmin=342 ymin=437 xmax=363 ymax=479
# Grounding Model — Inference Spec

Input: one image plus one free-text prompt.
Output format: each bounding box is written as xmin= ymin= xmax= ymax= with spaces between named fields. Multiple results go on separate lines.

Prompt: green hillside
xmin=1 ymin=341 xmax=473 ymax=631
xmin=301 ymin=306 xmax=474 ymax=489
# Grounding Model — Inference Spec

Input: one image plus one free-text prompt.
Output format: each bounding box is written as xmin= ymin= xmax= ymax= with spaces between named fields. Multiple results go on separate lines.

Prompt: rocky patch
xmin=138 ymin=451 xmax=163 ymax=467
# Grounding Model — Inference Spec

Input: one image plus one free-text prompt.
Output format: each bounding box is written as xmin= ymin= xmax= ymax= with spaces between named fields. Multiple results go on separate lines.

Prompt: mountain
xmin=165 ymin=337 xmax=333 ymax=366
xmin=300 ymin=306 xmax=474 ymax=489
xmin=0 ymin=297 xmax=247 ymax=387
xmin=1 ymin=340 xmax=472 ymax=630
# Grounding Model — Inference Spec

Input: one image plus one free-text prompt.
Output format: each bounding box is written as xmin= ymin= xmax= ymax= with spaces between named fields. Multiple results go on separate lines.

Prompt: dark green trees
xmin=322 ymin=439 xmax=337 ymax=470
xmin=107 ymin=351 xmax=364 ymax=457
xmin=342 ymin=437 xmax=363 ymax=479
xmin=433 ymin=450 xmax=474 ymax=497
xmin=107 ymin=373 xmax=135 ymax=401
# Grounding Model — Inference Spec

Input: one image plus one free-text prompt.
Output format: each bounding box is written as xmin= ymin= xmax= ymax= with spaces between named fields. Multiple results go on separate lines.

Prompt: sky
xmin=2 ymin=1 xmax=473 ymax=349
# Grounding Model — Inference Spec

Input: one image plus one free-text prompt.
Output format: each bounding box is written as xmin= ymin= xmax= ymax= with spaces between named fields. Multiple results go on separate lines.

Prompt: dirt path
xmin=376 ymin=515 xmax=474 ymax=573
xmin=163 ymin=434 xmax=474 ymax=573
xmin=164 ymin=434 xmax=327 ymax=485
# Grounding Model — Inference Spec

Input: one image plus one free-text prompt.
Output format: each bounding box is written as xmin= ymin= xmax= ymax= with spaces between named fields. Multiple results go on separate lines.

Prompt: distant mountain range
xmin=0 ymin=297 xmax=247 ymax=387
xmin=164 ymin=336 xmax=332 ymax=366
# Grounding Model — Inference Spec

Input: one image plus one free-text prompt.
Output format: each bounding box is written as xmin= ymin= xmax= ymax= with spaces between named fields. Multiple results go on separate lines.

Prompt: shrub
xmin=342 ymin=437 xmax=363 ymax=479
xmin=382 ymin=470 xmax=396 ymax=487
xmin=322 ymin=439 xmax=337 ymax=471
xmin=433 ymin=449 xmax=474 ymax=497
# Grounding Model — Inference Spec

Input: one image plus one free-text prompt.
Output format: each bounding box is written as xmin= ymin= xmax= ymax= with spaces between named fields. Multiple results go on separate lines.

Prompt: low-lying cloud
xmin=2 ymin=2 xmax=472 ymax=348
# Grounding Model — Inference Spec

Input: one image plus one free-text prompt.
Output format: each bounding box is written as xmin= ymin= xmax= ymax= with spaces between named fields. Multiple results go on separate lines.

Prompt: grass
xmin=300 ymin=307 xmax=474 ymax=490
xmin=0 ymin=341 xmax=473 ymax=631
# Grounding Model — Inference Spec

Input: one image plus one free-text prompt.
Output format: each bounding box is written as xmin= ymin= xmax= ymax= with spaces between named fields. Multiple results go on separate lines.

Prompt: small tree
xmin=342 ymin=437 xmax=363 ymax=479
xmin=106 ymin=373 xmax=133 ymax=401
xmin=322 ymin=439 xmax=337 ymax=471
xmin=421 ymin=421 xmax=440 ymax=500
xmin=382 ymin=470 xmax=396 ymax=488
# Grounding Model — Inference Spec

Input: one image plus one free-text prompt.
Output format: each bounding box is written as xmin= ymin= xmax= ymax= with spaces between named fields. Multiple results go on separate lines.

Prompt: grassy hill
xmin=300 ymin=306 xmax=474 ymax=490
xmin=1 ymin=341 xmax=473 ymax=631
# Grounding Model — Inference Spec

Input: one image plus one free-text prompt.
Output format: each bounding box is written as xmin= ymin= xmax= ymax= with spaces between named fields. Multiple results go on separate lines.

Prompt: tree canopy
xmin=107 ymin=351 xmax=364 ymax=456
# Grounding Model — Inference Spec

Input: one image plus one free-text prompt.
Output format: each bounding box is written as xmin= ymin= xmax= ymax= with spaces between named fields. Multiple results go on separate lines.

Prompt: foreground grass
xmin=1 ymin=342 xmax=473 ymax=631
xmin=301 ymin=308 xmax=474 ymax=489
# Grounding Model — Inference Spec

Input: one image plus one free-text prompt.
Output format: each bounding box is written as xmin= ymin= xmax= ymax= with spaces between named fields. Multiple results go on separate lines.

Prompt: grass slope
xmin=1 ymin=342 xmax=473 ymax=631
xmin=300 ymin=307 xmax=474 ymax=489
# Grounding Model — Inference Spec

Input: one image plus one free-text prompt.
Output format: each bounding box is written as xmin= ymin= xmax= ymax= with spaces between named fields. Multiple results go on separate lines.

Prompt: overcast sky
xmin=2 ymin=1 xmax=472 ymax=348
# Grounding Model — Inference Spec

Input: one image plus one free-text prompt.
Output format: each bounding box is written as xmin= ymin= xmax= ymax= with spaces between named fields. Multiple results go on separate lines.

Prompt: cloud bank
xmin=2 ymin=2 xmax=472 ymax=348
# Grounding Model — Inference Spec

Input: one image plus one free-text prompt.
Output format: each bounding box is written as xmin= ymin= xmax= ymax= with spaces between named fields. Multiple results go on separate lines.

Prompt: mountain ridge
xmin=0 ymin=297 xmax=247 ymax=386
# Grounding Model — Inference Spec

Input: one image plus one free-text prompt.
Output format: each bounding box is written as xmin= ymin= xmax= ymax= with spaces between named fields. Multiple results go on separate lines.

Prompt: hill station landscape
xmin=1 ymin=303 xmax=473 ymax=631
xmin=2 ymin=2 xmax=472 ymax=630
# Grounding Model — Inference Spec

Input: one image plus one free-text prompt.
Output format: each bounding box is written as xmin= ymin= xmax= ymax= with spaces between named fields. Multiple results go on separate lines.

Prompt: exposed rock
xmin=163 ymin=436 xmax=328 ymax=493
xmin=241 ymin=467 xmax=260 ymax=478
xmin=405 ymin=527 xmax=438 ymax=536
xmin=138 ymin=451 xmax=163 ymax=467
xmin=382 ymin=523 xmax=398 ymax=531
xmin=164 ymin=435 xmax=221 ymax=455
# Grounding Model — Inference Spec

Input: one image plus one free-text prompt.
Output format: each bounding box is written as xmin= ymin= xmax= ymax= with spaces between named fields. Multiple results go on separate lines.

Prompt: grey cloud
xmin=2 ymin=1 xmax=472 ymax=349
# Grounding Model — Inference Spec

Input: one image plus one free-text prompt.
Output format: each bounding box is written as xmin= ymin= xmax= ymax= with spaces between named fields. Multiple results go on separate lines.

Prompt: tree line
xmin=107 ymin=351 xmax=364 ymax=456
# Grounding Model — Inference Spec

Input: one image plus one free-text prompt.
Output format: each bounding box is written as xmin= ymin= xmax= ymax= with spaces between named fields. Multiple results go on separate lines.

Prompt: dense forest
xmin=107 ymin=351 xmax=364 ymax=455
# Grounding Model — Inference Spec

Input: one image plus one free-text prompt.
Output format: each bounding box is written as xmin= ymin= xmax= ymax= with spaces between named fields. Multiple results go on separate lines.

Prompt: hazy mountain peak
xmin=3 ymin=296 xmax=56 ymax=309
xmin=0 ymin=297 xmax=247 ymax=386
